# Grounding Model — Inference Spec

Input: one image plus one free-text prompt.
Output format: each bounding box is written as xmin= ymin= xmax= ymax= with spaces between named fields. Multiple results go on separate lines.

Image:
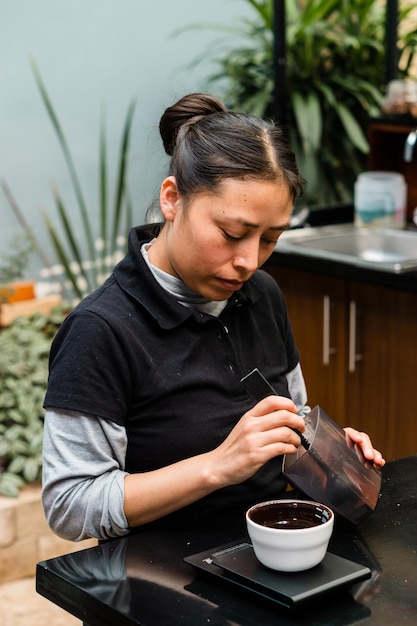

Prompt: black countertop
xmin=36 ymin=455 xmax=417 ymax=625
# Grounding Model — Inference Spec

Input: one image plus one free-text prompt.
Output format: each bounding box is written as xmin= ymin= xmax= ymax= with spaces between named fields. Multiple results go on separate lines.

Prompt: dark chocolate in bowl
xmin=248 ymin=501 xmax=331 ymax=530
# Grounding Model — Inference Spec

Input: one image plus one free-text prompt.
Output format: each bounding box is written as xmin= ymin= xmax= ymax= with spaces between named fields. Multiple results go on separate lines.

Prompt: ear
xmin=160 ymin=176 xmax=180 ymax=222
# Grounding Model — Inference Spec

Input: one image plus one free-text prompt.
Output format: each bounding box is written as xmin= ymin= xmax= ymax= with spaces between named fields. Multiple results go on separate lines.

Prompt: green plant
xmin=0 ymin=308 xmax=65 ymax=497
xmin=24 ymin=60 xmax=136 ymax=302
xmin=181 ymin=0 xmax=417 ymax=205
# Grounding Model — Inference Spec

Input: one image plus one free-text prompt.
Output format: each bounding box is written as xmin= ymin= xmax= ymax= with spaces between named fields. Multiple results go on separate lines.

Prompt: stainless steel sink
xmin=276 ymin=225 xmax=417 ymax=273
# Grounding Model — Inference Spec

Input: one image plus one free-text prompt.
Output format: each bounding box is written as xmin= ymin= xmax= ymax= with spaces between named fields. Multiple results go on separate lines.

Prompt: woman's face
xmin=150 ymin=176 xmax=293 ymax=301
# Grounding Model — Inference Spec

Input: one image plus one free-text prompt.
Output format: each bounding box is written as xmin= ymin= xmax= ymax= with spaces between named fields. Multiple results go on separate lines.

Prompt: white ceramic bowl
xmin=246 ymin=499 xmax=334 ymax=572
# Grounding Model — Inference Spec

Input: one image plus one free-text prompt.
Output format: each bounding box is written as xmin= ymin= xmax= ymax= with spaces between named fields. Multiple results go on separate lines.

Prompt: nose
xmin=232 ymin=239 xmax=261 ymax=274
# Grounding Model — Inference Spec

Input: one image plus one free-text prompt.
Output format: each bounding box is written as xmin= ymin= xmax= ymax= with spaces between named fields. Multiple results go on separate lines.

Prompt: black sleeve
xmin=44 ymin=309 xmax=131 ymax=425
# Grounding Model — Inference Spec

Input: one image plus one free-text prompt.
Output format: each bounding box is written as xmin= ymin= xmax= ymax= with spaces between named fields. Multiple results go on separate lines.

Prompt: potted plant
xmin=0 ymin=307 xmax=66 ymax=497
xmin=0 ymin=61 xmax=137 ymax=497
xmin=180 ymin=0 xmax=417 ymax=205
xmin=3 ymin=60 xmax=136 ymax=304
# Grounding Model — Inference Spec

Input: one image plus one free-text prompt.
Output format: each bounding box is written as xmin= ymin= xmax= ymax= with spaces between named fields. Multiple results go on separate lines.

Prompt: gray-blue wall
xmin=0 ymin=0 xmax=252 ymax=277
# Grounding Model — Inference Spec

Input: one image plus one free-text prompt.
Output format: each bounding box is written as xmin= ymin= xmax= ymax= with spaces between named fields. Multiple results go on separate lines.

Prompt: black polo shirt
xmin=45 ymin=225 xmax=300 ymax=527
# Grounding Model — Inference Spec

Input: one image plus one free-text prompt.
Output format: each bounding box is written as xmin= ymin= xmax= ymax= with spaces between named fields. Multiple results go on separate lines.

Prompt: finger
xmin=250 ymin=394 xmax=298 ymax=416
xmin=344 ymin=428 xmax=385 ymax=466
xmin=259 ymin=425 xmax=306 ymax=460
xmin=254 ymin=410 xmax=306 ymax=435
xmin=273 ymin=424 xmax=303 ymax=447
xmin=358 ymin=434 xmax=377 ymax=460
xmin=371 ymin=450 xmax=386 ymax=467
xmin=344 ymin=426 xmax=363 ymax=443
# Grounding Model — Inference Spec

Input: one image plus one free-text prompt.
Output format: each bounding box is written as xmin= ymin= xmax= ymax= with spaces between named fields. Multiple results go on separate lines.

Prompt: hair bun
xmin=159 ymin=93 xmax=227 ymax=156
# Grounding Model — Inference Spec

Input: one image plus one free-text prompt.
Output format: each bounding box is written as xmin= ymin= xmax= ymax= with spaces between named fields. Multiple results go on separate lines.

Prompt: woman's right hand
xmin=125 ymin=395 xmax=305 ymax=528
xmin=209 ymin=395 xmax=305 ymax=488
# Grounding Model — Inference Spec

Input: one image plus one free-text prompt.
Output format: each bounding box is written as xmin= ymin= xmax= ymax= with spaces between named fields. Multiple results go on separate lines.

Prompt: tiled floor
xmin=0 ymin=577 xmax=80 ymax=626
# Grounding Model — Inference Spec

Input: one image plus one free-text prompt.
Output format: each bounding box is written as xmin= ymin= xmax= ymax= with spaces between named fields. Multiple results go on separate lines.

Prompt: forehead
xmin=190 ymin=178 xmax=293 ymax=223
xmin=193 ymin=177 xmax=291 ymax=204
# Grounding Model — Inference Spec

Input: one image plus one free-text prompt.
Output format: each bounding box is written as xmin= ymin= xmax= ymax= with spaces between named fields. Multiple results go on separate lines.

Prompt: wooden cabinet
xmin=264 ymin=263 xmax=417 ymax=461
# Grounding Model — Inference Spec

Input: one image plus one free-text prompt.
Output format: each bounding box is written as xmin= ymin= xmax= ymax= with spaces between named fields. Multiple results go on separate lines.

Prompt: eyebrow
xmin=231 ymin=217 xmax=291 ymax=231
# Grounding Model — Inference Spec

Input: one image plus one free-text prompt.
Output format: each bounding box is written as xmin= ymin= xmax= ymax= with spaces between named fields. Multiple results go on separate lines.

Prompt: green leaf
xmin=41 ymin=210 xmax=84 ymax=300
xmin=246 ymin=0 xmax=273 ymax=29
xmin=50 ymin=186 xmax=94 ymax=291
xmin=291 ymin=91 xmax=322 ymax=153
xmin=0 ymin=472 xmax=24 ymax=498
xmin=333 ymin=102 xmax=369 ymax=153
xmin=99 ymin=105 xmax=108 ymax=277
xmin=110 ymin=100 xmax=136 ymax=256
xmin=23 ymin=458 xmax=41 ymax=483
xmin=7 ymin=455 xmax=26 ymax=474
xmin=29 ymin=58 xmax=96 ymax=264
xmin=6 ymin=409 xmax=25 ymax=424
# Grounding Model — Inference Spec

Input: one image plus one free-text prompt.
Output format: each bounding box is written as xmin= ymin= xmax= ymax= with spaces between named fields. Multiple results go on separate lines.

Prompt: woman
xmin=42 ymin=93 xmax=385 ymax=541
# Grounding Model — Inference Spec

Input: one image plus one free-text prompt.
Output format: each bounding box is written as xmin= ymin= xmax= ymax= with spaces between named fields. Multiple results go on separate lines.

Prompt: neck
xmin=147 ymin=224 xmax=176 ymax=277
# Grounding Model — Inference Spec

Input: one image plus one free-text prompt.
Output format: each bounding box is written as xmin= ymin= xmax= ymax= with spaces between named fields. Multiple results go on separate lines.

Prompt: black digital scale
xmin=184 ymin=541 xmax=371 ymax=610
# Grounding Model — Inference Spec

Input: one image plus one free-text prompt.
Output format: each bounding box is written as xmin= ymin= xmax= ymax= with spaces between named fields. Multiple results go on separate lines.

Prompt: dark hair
xmin=159 ymin=93 xmax=304 ymax=202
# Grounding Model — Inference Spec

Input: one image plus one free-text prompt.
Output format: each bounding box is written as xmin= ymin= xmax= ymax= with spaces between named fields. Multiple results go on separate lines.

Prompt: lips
xmin=216 ymin=277 xmax=245 ymax=291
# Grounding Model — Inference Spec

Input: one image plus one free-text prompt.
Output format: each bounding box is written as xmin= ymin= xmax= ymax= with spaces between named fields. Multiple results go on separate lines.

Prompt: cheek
xmin=259 ymin=246 xmax=276 ymax=266
xmin=173 ymin=214 xmax=231 ymax=271
xmin=188 ymin=226 xmax=226 ymax=260
xmin=202 ymin=238 xmax=231 ymax=266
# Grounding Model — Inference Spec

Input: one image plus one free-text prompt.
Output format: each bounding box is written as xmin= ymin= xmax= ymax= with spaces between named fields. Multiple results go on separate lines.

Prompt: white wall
xmin=0 ymin=0 xmax=252 ymax=276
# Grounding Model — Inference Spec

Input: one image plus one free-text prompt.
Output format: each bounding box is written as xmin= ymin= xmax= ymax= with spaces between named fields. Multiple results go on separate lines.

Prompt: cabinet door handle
xmin=323 ymin=295 xmax=330 ymax=365
xmin=348 ymin=300 xmax=362 ymax=372
xmin=322 ymin=295 xmax=335 ymax=365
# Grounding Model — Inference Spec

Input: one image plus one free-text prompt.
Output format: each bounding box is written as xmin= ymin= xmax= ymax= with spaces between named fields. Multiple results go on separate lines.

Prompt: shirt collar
xmin=114 ymin=225 xmax=263 ymax=329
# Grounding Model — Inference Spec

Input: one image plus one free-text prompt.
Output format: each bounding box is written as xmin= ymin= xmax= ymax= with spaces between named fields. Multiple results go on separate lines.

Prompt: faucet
xmin=404 ymin=129 xmax=417 ymax=162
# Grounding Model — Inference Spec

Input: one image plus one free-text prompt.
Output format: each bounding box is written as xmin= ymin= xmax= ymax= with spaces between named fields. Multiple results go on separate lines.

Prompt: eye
xmin=261 ymin=233 xmax=282 ymax=246
xmin=222 ymin=229 xmax=243 ymax=242
xmin=261 ymin=237 xmax=278 ymax=246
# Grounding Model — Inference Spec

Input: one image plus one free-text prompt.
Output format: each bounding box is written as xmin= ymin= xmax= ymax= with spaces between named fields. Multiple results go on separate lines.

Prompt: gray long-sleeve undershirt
xmin=42 ymin=365 xmax=308 ymax=541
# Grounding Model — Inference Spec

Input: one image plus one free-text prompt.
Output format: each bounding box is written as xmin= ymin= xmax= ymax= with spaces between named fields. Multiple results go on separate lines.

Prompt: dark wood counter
xmin=36 ymin=455 xmax=417 ymax=625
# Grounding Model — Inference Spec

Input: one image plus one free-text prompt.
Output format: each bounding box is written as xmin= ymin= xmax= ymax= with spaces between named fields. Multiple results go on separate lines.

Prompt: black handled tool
xmin=240 ymin=368 xmax=311 ymax=450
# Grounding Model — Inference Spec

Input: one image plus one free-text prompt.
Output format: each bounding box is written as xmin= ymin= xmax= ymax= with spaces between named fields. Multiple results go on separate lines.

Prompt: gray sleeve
xmin=43 ymin=365 xmax=308 ymax=542
xmin=286 ymin=362 xmax=310 ymax=416
xmin=42 ymin=409 xmax=130 ymax=541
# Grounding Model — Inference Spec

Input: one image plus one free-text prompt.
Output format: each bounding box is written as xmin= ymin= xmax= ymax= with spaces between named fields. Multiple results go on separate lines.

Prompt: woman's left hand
xmin=344 ymin=427 xmax=386 ymax=467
